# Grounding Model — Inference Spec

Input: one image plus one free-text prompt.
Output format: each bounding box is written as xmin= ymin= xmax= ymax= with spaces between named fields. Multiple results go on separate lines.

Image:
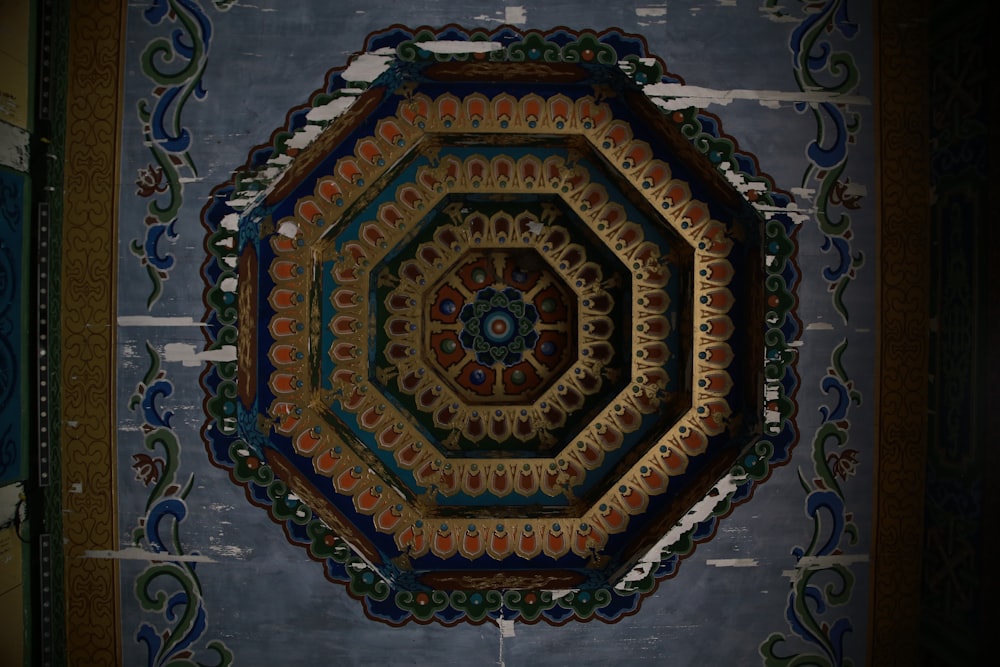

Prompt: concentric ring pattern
xmin=201 ymin=26 xmax=799 ymax=625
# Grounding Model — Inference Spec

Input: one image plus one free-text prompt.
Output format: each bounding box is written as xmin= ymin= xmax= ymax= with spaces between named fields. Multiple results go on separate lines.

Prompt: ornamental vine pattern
xmin=759 ymin=1 xmax=867 ymax=664
xmin=128 ymin=343 xmax=234 ymax=667
xmin=131 ymin=0 xmax=233 ymax=309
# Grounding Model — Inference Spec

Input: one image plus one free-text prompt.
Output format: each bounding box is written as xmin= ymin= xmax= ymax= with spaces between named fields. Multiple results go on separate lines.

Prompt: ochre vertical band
xmin=61 ymin=1 xmax=125 ymax=663
xmin=870 ymin=0 xmax=930 ymax=662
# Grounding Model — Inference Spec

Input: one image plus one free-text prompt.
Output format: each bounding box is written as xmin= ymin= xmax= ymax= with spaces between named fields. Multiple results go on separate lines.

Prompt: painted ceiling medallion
xmin=201 ymin=26 xmax=800 ymax=625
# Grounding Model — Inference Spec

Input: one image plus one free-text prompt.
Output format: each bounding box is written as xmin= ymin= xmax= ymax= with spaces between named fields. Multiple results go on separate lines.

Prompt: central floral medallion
xmin=421 ymin=243 xmax=575 ymax=405
xmin=458 ymin=285 xmax=539 ymax=367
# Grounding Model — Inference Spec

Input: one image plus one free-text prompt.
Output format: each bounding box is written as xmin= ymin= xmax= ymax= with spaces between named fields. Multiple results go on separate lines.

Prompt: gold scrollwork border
xmin=870 ymin=0 xmax=929 ymax=663
xmin=61 ymin=0 xmax=124 ymax=663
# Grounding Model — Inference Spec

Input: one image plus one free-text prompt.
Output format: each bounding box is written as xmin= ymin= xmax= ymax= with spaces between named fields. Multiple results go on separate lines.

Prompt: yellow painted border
xmin=61 ymin=0 xmax=124 ymax=663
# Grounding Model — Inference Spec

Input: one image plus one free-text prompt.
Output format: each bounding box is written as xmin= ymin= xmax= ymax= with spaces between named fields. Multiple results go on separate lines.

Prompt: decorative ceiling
xmin=200 ymin=26 xmax=799 ymax=625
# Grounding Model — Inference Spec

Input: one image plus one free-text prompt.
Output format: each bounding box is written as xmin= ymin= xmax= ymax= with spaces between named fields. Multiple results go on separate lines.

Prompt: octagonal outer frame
xmin=213 ymin=53 xmax=772 ymax=596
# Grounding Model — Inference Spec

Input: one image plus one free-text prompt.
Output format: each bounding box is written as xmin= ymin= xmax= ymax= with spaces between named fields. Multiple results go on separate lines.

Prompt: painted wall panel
xmin=103 ymin=2 xmax=877 ymax=665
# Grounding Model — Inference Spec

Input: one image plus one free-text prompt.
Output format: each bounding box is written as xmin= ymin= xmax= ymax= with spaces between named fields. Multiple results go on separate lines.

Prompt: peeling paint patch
xmin=504 ymin=6 xmax=527 ymax=24
xmin=644 ymin=83 xmax=870 ymax=110
xmin=220 ymin=213 xmax=240 ymax=231
xmin=706 ymin=558 xmax=759 ymax=567
xmin=790 ymin=186 xmax=816 ymax=201
xmin=285 ymin=124 xmax=322 ymax=150
xmin=118 ymin=316 xmax=207 ymax=327
xmin=546 ymin=589 xmax=575 ymax=601
xmin=341 ymin=49 xmax=396 ymax=84
xmin=162 ymin=343 xmax=237 ymax=367
xmin=0 ymin=483 xmax=23 ymax=525
xmin=0 ymin=121 xmax=29 ymax=171
xmin=843 ymin=181 xmax=868 ymax=197
xmin=83 ymin=547 xmax=217 ymax=563
xmin=636 ymin=6 xmax=667 ymax=17
xmin=616 ymin=472 xmax=745 ymax=590
xmin=754 ymin=203 xmax=812 ymax=225
xmin=305 ymin=95 xmax=358 ymax=123
xmin=805 ymin=321 xmax=834 ymax=331
xmin=277 ymin=220 xmax=299 ymax=238
xmin=497 ymin=617 xmax=517 ymax=637
xmin=716 ymin=163 xmax=812 ymax=224
xmin=420 ymin=40 xmax=504 ymax=55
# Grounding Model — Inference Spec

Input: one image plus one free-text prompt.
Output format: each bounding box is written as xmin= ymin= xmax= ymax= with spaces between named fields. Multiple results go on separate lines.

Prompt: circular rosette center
xmin=458 ymin=286 xmax=539 ymax=365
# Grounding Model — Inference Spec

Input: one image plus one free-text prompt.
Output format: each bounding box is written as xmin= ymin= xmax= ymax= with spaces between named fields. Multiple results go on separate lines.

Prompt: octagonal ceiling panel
xmin=200 ymin=25 xmax=801 ymax=625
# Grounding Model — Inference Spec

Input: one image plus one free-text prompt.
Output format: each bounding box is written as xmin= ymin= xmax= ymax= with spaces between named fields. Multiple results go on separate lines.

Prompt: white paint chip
xmin=420 ymin=40 xmax=503 ymax=55
xmin=305 ymin=96 xmax=358 ymax=123
xmin=498 ymin=617 xmax=517 ymax=637
xmin=706 ymin=558 xmax=759 ymax=568
xmin=277 ymin=220 xmax=299 ymax=238
xmin=505 ymin=6 xmax=526 ymax=24
xmin=471 ymin=13 xmax=505 ymax=24
xmin=163 ymin=343 xmax=237 ymax=367
xmin=643 ymin=83 xmax=870 ymax=111
xmin=220 ymin=213 xmax=240 ymax=231
xmin=340 ymin=50 xmax=395 ymax=84
xmin=285 ymin=124 xmax=322 ymax=150
xmin=636 ymin=6 xmax=667 ymax=17
xmin=843 ymin=181 xmax=868 ymax=196
xmin=805 ymin=321 xmax=834 ymax=331
xmin=118 ymin=316 xmax=207 ymax=327
xmin=0 ymin=483 xmax=23 ymax=525
xmin=616 ymin=473 xmax=745 ymax=591
xmin=0 ymin=121 xmax=29 ymax=171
